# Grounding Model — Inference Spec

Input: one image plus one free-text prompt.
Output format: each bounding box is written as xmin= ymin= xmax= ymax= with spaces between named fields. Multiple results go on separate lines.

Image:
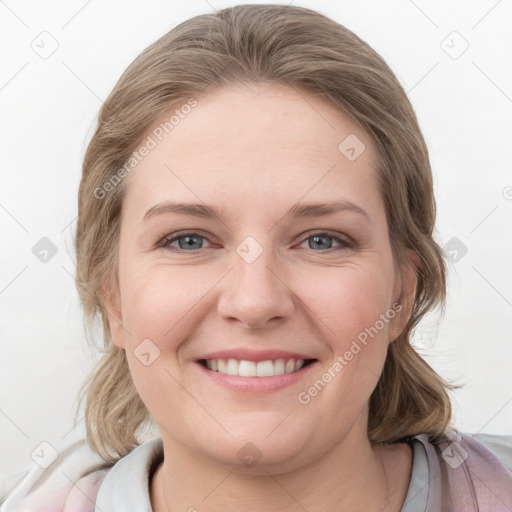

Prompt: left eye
xmin=159 ymin=231 xmax=352 ymax=252
xmin=299 ymin=232 xmax=352 ymax=251
xmin=162 ymin=232 xmax=210 ymax=251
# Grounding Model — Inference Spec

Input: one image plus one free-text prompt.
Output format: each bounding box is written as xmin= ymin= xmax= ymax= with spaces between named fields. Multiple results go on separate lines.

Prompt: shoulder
xmin=0 ymin=439 xmax=110 ymax=512
xmin=440 ymin=430 xmax=512 ymax=473
xmin=94 ymin=437 xmax=163 ymax=510
xmin=469 ymin=432 xmax=512 ymax=471
xmin=1 ymin=437 xmax=164 ymax=512
xmin=411 ymin=429 xmax=512 ymax=510
xmin=413 ymin=429 xmax=512 ymax=467
xmin=420 ymin=429 xmax=512 ymax=475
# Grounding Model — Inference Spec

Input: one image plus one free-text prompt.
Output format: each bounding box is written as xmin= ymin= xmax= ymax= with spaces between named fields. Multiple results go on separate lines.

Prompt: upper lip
xmin=197 ymin=349 xmax=317 ymax=363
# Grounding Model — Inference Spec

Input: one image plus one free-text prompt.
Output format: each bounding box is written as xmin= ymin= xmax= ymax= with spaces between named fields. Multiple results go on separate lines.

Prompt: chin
xmin=199 ymin=421 xmax=317 ymax=475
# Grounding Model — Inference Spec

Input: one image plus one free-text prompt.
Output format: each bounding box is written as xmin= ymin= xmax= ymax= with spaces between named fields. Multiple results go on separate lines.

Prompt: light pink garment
xmin=2 ymin=431 xmax=511 ymax=511
xmin=416 ymin=430 xmax=512 ymax=511
xmin=0 ymin=440 xmax=109 ymax=512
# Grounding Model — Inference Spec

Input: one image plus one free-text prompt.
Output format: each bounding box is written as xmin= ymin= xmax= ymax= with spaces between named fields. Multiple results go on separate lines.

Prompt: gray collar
xmin=94 ymin=437 xmax=428 ymax=511
xmin=401 ymin=438 xmax=429 ymax=511
xmin=95 ymin=437 xmax=163 ymax=512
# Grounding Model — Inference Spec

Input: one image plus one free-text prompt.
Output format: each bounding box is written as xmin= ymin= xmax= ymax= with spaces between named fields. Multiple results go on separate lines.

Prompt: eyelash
xmin=157 ymin=230 xmax=355 ymax=253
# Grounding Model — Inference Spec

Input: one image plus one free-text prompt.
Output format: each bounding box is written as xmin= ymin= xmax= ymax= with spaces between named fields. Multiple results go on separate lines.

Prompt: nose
xmin=216 ymin=246 xmax=295 ymax=330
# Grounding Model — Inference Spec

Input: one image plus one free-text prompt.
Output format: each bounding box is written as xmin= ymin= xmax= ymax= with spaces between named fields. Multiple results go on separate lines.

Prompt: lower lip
xmin=195 ymin=361 xmax=318 ymax=392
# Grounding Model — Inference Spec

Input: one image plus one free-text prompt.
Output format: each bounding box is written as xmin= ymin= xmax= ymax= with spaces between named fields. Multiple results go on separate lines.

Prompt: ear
xmin=99 ymin=276 xmax=126 ymax=349
xmin=390 ymin=249 xmax=419 ymax=342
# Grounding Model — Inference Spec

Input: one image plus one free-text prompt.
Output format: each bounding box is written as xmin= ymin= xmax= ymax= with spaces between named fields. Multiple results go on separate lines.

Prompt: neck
xmin=150 ymin=428 xmax=411 ymax=512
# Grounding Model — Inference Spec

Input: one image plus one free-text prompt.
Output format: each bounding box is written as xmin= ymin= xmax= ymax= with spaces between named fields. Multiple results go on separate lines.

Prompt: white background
xmin=1 ymin=0 xmax=511 ymax=498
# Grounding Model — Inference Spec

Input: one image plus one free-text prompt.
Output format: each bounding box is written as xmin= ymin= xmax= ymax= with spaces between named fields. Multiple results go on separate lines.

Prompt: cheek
xmin=117 ymin=265 xmax=205 ymax=425
xmin=291 ymin=269 xmax=396 ymax=427
xmin=301 ymin=263 xmax=396 ymax=340
xmin=117 ymin=262 xmax=223 ymax=421
xmin=299 ymin=263 xmax=396 ymax=403
xmin=119 ymin=264 xmax=215 ymax=343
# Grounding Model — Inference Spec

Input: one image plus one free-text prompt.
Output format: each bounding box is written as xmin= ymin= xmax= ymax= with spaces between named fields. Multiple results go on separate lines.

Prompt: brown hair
xmin=75 ymin=3 xmax=453 ymax=463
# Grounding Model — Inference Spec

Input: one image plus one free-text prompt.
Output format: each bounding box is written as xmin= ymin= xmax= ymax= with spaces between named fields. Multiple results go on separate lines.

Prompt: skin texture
xmin=105 ymin=83 xmax=417 ymax=511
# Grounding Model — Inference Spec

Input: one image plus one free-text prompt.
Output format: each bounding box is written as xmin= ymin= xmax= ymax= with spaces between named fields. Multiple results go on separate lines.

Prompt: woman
xmin=2 ymin=4 xmax=511 ymax=511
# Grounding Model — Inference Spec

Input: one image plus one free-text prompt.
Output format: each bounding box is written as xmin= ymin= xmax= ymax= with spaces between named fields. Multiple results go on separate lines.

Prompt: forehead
xmin=123 ymin=83 xmax=381 ymax=220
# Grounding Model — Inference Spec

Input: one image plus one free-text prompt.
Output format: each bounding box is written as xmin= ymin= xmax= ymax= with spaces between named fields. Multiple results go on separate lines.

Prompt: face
xmin=106 ymin=83 xmax=416 ymax=473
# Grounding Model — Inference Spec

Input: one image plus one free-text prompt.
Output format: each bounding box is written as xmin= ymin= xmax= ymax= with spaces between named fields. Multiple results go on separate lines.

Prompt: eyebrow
xmin=143 ymin=200 xmax=371 ymax=224
xmin=143 ymin=201 xmax=371 ymax=224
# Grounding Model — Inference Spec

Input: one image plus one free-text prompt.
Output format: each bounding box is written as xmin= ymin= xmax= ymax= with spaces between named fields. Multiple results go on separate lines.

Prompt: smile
xmin=200 ymin=358 xmax=316 ymax=377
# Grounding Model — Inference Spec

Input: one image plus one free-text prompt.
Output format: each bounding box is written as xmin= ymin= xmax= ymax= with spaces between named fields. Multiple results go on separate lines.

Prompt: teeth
xmin=203 ymin=358 xmax=307 ymax=377
xmin=239 ymin=360 xmax=257 ymax=377
xmin=226 ymin=359 xmax=239 ymax=376
xmin=285 ymin=359 xmax=295 ymax=373
xmin=274 ymin=359 xmax=285 ymax=375
xmin=257 ymin=360 xmax=274 ymax=377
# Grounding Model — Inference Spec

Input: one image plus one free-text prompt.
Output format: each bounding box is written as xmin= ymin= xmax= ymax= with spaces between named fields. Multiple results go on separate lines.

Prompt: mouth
xmin=194 ymin=349 xmax=319 ymax=392
xmin=198 ymin=358 xmax=317 ymax=377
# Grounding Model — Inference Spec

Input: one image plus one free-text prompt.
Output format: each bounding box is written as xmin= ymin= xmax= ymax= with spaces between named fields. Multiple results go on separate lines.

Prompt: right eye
xmin=159 ymin=231 xmax=213 ymax=252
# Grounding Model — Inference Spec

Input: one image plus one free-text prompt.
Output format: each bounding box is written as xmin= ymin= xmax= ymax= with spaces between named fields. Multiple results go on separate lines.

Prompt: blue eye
xmin=301 ymin=232 xmax=351 ymax=251
xmin=163 ymin=232 xmax=208 ymax=251
xmin=159 ymin=231 xmax=353 ymax=252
